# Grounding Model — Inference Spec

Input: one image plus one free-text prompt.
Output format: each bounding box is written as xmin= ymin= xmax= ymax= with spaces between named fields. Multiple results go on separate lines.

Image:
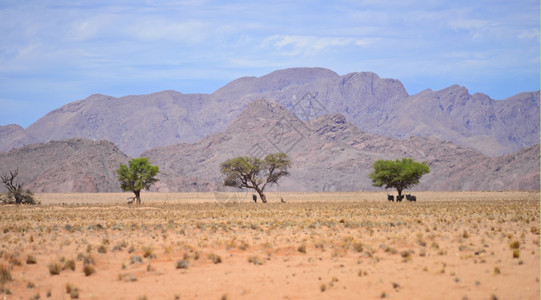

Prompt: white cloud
xmin=449 ymin=19 xmax=490 ymax=30
xmin=262 ymin=35 xmax=373 ymax=56
xmin=68 ymin=15 xmax=115 ymax=41
xmin=518 ymin=29 xmax=540 ymax=40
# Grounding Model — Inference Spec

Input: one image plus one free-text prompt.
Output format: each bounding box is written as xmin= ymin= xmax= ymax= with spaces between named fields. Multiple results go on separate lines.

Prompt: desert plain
xmin=0 ymin=191 xmax=539 ymax=299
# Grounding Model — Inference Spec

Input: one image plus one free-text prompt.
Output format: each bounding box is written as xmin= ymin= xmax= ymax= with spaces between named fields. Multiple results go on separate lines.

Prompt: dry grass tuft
xmin=83 ymin=265 xmax=96 ymax=276
xmin=509 ymin=240 xmax=520 ymax=249
xmin=208 ymin=253 xmax=222 ymax=264
xmin=26 ymin=255 xmax=37 ymax=265
xmin=248 ymin=255 xmax=264 ymax=265
xmin=176 ymin=259 xmax=189 ymax=269
xmin=48 ymin=261 xmax=62 ymax=275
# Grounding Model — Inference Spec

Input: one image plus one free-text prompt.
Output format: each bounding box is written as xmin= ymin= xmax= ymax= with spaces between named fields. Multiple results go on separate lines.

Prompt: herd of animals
xmin=387 ymin=194 xmax=417 ymax=202
xmin=126 ymin=193 xmax=416 ymax=204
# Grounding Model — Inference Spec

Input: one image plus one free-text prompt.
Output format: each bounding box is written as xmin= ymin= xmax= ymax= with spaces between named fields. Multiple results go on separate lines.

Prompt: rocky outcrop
xmin=0 ymin=139 xmax=129 ymax=193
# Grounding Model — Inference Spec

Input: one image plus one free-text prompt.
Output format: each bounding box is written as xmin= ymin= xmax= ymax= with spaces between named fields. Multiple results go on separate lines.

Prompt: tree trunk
xmin=254 ymin=187 xmax=267 ymax=203
xmin=134 ymin=190 xmax=141 ymax=205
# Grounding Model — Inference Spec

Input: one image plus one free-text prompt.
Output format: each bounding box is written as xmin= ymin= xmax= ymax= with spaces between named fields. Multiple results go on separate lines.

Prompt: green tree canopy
xmin=369 ymin=158 xmax=430 ymax=197
xmin=116 ymin=157 xmax=160 ymax=204
xmin=220 ymin=153 xmax=292 ymax=203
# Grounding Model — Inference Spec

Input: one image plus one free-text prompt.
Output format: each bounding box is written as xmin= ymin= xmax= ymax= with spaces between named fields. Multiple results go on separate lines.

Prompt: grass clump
xmin=26 ymin=255 xmax=37 ymax=264
xmin=248 ymin=255 xmax=264 ymax=265
xmin=0 ymin=263 xmax=12 ymax=285
xmin=66 ymin=283 xmax=79 ymax=299
xmin=353 ymin=242 xmax=363 ymax=253
xmin=509 ymin=240 xmax=520 ymax=249
xmin=48 ymin=262 xmax=62 ymax=275
xmin=83 ymin=265 xmax=96 ymax=276
xmin=63 ymin=259 xmax=76 ymax=271
xmin=29 ymin=292 xmax=40 ymax=300
xmin=143 ymin=246 xmax=155 ymax=259
xmin=97 ymin=244 xmax=107 ymax=254
xmin=176 ymin=259 xmax=189 ymax=269
xmin=130 ymin=255 xmax=143 ymax=264
xmin=208 ymin=253 xmax=222 ymax=264
xmin=238 ymin=240 xmax=250 ymax=251
xmin=77 ymin=253 xmax=95 ymax=266
xmin=400 ymin=250 xmax=412 ymax=262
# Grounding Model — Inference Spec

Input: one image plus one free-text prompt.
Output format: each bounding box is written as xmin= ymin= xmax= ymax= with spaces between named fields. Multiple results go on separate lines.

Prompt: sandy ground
xmin=0 ymin=191 xmax=539 ymax=299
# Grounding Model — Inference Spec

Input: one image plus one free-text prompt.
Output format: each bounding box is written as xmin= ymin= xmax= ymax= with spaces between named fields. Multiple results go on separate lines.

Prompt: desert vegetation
xmin=220 ymin=153 xmax=291 ymax=203
xmin=369 ymin=158 xmax=430 ymax=199
xmin=0 ymin=169 xmax=39 ymax=205
xmin=0 ymin=191 xmax=538 ymax=299
xmin=116 ymin=158 xmax=160 ymax=205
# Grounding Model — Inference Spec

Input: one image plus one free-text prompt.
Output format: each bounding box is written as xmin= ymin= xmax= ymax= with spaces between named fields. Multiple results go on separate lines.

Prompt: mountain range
xmin=1 ymin=68 xmax=539 ymax=157
xmin=1 ymin=99 xmax=538 ymax=193
xmin=0 ymin=68 xmax=538 ymax=194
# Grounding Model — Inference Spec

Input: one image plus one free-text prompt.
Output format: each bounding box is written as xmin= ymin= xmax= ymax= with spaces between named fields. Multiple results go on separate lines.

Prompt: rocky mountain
xmin=142 ymin=99 xmax=540 ymax=193
xmin=1 ymin=68 xmax=538 ymax=157
xmin=0 ymin=139 xmax=129 ymax=193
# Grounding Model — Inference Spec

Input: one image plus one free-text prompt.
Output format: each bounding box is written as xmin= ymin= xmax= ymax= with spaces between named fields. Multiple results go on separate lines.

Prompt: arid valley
xmin=1 ymin=191 xmax=539 ymax=299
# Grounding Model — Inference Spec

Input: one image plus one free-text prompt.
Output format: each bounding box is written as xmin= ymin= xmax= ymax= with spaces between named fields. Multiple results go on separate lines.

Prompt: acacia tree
xmin=220 ymin=153 xmax=292 ymax=203
xmin=116 ymin=158 xmax=160 ymax=205
xmin=369 ymin=158 xmax=430 ymax=197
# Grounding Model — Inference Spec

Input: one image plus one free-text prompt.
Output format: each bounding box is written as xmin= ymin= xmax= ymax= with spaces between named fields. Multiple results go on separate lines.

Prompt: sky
xmin=0 ymin=0 xmax=539 ymax=128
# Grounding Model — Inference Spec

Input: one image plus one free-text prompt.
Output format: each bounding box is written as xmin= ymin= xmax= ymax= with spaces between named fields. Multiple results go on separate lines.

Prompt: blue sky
xmin=1 ymin=0 xmax=539 ymax=127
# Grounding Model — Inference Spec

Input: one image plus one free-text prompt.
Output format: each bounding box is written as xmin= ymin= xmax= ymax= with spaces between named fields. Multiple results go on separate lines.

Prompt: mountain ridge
xmin=1 ymin=67 xmax=538 ymax=157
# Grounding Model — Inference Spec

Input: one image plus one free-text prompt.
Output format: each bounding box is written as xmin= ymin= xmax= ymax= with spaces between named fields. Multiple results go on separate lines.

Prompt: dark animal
xmin=252 ymin=194 xmax=257 ymax=203
xmin=406 ymin=194 xmax=416 ymax=202
xmin=280 ymin=197 xmax=286 ymax=203
xmin=396 ymin=195 xmax=404 ymax=202
xmin=387 ymin=195 xmax=394 ymax=201
xmin=127 ymin=197 xmax=135 ymax=205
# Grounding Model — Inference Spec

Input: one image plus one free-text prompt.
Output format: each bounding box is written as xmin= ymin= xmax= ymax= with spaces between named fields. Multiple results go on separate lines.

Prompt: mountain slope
xmin=0 ymin=139 xmax=129 ymax=193
xmin=1 ymin=68 xmax=538 ymax=156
